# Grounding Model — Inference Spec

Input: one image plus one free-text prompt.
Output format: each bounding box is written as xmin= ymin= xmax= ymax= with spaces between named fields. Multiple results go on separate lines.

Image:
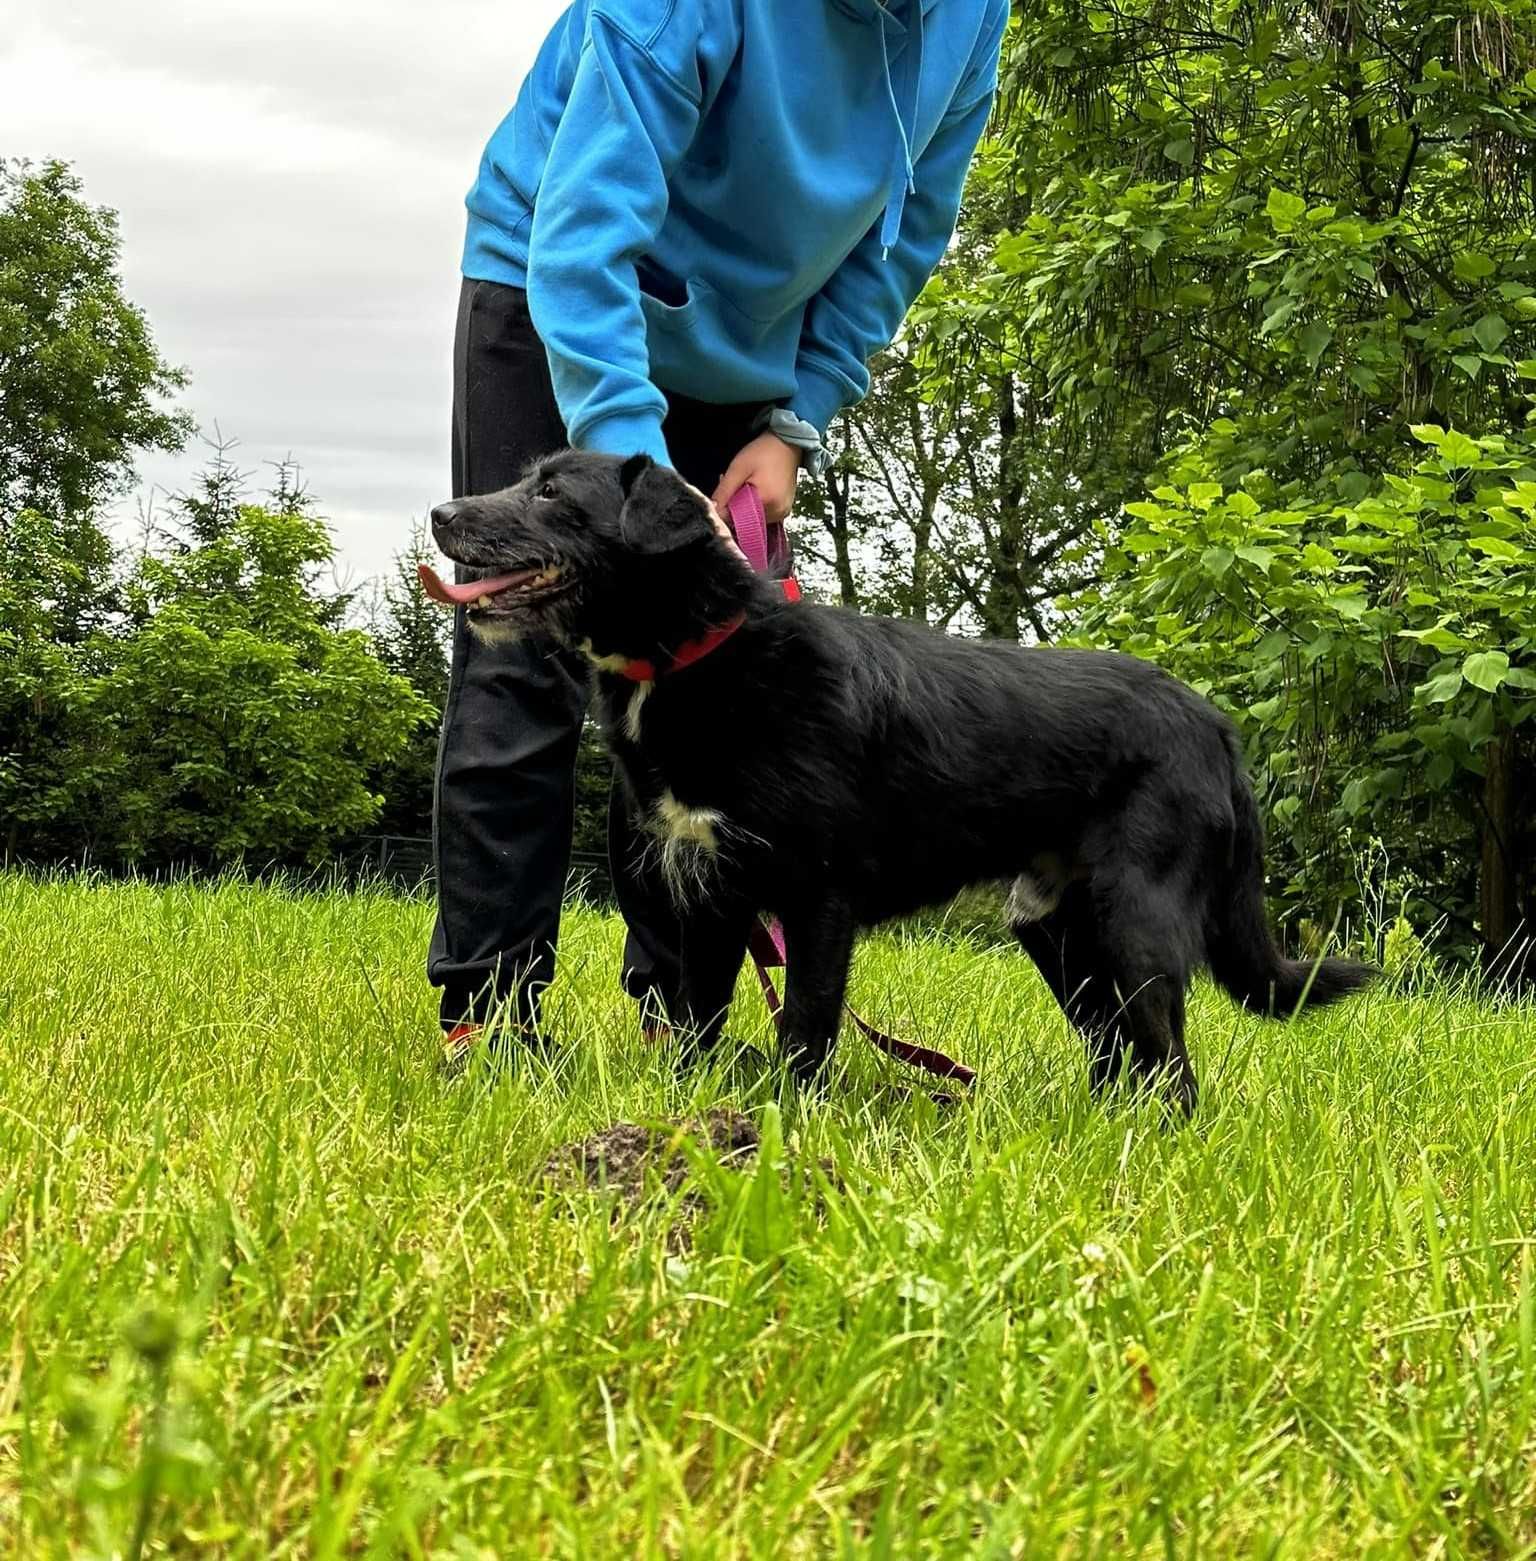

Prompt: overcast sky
xmin=1 ymin=0 xmax=571 ymax=586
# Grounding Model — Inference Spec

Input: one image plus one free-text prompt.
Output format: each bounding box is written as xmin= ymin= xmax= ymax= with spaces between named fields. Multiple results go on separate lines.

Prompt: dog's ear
xmin=618 ymin=453 xmax=653 ymax=496
xmin=618 ymin=460 xmax=715 ymax=556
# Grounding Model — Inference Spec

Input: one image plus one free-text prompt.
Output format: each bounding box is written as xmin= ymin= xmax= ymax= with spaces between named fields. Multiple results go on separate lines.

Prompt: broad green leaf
xmin=1419 ymin=670 xmax=1464 ymax=704
xmin=1452 ymin=354 xmax=1484 ymax=381
xmin=1467 ymin=536 xmax=1529 ymax=561
xmin=1400 ymin=623 xmax=1472 ymax=652
xmin=1265 ymin=188 xmax=1307 ymax=231
xmin=1425 ymin=753 xmax=1456 ymax=788
xmin=1409 ymin=424 xmax=1446 ymax=446
xmin=1189 ymin=482 xmax=1224 ymax=509
xmin=1299 ymin=320 xmax=1333 ymax=367
xmin=1463 ymin=650 xmax=1510 ymax=692
xmin=1260 ymin=298 xmax=1298 ymax=336
xmin=1202 ymin=546 xmax=1235 ymax=578
xmin=1333 ymin=534 xmax=1396 ymax=555
xmin=1438 ymin=430 xmax=1483 ymax=467
xmin=1236 ymin=545 xmax=1276 ymax=573
xmin=1471 ymin=313 xmax=1511 ymax=354
xmin=1454 ymin=251 xmax=1497 ymax=282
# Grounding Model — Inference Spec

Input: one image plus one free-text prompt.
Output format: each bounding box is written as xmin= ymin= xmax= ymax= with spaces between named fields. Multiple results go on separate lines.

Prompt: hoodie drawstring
xmin=876 ymin=0 xmax=924 ymax=256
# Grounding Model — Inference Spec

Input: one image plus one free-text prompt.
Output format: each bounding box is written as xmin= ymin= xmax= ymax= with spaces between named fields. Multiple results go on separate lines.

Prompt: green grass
xmin=3 ymin=872 xmax=1536 ymax=1557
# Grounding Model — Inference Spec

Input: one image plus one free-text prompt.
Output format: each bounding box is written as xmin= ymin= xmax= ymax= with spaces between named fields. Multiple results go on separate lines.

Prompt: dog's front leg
xmin=676 ymin=898 xmax=755 ymax=1066
xmin=779 ymin=896 xmax=856 ymax=1085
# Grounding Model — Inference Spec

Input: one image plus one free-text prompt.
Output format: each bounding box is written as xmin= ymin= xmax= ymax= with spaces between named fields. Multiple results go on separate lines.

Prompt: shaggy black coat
xmin=430 ymin=452 xmax=1374 ymax=1108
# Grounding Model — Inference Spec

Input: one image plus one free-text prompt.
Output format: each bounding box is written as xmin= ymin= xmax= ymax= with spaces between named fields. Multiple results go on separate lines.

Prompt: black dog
xmin=425 ymin=452 xmax=1374 ymax=1109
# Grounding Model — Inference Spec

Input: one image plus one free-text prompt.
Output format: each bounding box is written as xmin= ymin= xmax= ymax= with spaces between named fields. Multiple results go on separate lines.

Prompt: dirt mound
xmin=538 ymin=1109 xmax=760 ymax=1202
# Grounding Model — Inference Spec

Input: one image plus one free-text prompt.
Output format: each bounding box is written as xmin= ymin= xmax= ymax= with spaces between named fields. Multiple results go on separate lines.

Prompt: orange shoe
xmin=440 ymin=1021 xmax=485 ymax=1075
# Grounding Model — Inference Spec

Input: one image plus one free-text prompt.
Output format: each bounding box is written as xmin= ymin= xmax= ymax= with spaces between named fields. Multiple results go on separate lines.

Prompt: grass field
xmin=3 ymin=872 xmax=1535 ymax=1556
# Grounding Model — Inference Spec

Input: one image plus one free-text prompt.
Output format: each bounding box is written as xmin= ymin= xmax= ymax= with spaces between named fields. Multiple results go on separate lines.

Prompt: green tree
xmin=367 ymin=520 xmax=451 ymax=840
xmin=799 ymin=337 xmax=1100 ymax=639
xmin=87 ymin=478 xmax=433 ymax=866
xmin=0 ymin=508 xmax=118 ymax=860
xmin=0 ymin=160 xmax=189 ymax=521
xmin=1079 ymin=427 xmax=1536 ymax=969
xmin=928 ymin=0 xmax=1536 ymax=496
xmin=371 ymin=521 xmax=450 ymax=710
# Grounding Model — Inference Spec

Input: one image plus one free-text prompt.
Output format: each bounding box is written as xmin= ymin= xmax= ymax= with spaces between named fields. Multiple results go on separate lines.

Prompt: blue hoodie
xmin=462 ymin=0 xmax=1008 ymax=467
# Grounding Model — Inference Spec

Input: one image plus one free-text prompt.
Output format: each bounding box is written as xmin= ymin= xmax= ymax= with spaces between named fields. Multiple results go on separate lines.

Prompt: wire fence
xmin=343 ymin=835 xmax=614 ymax=902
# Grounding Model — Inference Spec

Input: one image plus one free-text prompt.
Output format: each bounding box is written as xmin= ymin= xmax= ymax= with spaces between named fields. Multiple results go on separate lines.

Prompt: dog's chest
xmin=601 ymin=682 xmax=737 ymax=903
xmin=641 ymin=787 xmax=729 ymax=906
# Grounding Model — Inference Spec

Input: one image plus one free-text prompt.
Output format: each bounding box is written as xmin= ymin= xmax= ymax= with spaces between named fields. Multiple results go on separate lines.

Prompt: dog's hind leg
xmin=778 ymin=895 xmax=857 ymax=1086
xmin=676 ymin=898 xmax=756 ymax=1066
xmin=1012 ymin=886 xmax=1124 ymax=1091
xmin=1091 ymin=866 xmax=1199 ymax=1112
xmin=1013 ymin=880 xmax=1197 ymax=1113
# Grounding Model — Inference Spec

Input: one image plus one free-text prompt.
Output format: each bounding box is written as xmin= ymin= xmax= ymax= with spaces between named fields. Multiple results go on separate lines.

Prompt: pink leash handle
xmin=726 ymin=484 xmax=792 ymax=579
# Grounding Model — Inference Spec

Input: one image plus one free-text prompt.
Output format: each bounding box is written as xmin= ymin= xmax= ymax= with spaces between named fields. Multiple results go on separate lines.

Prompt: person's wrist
xmin=753 ymin=407 xmax=831 ymax=479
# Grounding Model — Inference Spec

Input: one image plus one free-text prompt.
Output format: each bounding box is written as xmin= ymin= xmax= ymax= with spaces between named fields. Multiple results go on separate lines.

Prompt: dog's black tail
xmin=1206 ymin=736 xmax=1376 ymax=1016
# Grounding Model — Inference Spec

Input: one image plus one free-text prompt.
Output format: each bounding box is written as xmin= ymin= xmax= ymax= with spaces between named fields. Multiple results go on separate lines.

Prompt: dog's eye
xmin=538 ymin=482 xmax=558 ymax=501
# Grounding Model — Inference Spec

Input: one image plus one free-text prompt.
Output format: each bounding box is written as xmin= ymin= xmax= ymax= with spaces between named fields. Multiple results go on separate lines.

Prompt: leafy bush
xmin=2 ymin=492 xmax=432 ymax=870
xmin=1078 ymin=426 xmax=1536 ymax=962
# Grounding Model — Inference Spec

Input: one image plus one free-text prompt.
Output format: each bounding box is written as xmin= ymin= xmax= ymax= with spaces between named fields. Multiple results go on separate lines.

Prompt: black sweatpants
xmin=428 ymin=277 xmax=766 ymax=1030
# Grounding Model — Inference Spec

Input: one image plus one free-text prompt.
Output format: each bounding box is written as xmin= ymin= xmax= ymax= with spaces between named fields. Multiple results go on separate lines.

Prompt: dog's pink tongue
xmin=418 ymin=563 xmax=535 ymax=607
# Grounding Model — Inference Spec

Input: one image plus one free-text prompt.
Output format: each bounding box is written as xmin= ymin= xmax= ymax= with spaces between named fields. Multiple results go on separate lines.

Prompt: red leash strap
xmin=844 ymin=1009 xmax=979 ymax=1088
xmin=743 ymin=890 xmax=976 ymax=1091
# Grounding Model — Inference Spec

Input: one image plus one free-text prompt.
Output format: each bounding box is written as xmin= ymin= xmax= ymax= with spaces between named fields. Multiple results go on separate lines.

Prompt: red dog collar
xmin=613 ymin=577 xmax=800 ymax=684
xmin=614 ymin=612 xmax=746 ymax=684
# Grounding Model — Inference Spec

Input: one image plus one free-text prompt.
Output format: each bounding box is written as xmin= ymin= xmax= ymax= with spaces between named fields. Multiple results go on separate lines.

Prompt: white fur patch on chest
xmin=648 ymin=790 xmax=724 ymax=905
xmin=653 ymin=791 xmax=721 ymax=850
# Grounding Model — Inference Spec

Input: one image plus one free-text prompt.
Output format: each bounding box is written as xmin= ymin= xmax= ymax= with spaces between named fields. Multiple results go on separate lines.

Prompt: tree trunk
xmin=819 ymin=463 xmax=860 ymax=608
xmin=983 ymin=372 xmax=1026 ymax=641
xmin=1479 ymin=731 xmax=1525 ymax=985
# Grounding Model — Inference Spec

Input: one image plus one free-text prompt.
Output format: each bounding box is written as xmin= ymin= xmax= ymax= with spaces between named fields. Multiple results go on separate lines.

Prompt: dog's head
xmin=422 ymin=452 xmax=741 ymax=653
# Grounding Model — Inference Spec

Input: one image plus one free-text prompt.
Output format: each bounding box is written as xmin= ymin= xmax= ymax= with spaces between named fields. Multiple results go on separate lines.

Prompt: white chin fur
xmin=466 ymin=615 xmax=527 ymax=646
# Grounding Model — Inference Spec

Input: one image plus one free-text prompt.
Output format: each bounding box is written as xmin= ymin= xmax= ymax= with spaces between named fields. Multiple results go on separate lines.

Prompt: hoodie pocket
xmin=637 ymin=259 xmax=701 ymax=333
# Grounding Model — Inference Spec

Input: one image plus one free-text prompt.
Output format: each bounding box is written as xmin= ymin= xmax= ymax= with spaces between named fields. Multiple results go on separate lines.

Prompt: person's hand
xmin=711 ymin=433 xmax=800 ymax=526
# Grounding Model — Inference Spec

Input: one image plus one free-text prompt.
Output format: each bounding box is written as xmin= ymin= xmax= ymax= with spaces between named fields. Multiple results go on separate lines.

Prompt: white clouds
xmin=0 ymin=0 xmax=571 ymax=579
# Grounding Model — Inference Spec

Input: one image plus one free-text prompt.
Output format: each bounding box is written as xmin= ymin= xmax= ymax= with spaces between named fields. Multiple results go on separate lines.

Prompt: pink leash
xmin=724 ymin=486 xmax=977 ymax=1091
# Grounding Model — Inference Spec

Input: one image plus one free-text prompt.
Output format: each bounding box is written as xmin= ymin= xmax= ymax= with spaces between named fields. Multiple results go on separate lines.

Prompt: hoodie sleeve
xmin=524 ymin=8 xmax=715 ymax=466
xmin=791 ymin=35 xmax=1004 ymax=434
